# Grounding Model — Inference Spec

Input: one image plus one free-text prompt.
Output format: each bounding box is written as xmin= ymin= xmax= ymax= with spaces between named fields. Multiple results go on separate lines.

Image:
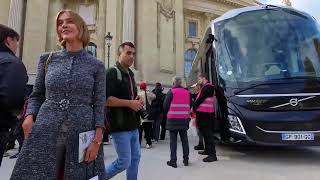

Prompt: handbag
xmin=45 ymin=51 xmax=54 ymax=74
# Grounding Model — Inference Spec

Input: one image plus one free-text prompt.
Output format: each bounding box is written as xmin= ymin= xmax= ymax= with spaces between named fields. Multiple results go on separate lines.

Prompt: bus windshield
xmin=215 ymin=8 xmax=320 ymax=88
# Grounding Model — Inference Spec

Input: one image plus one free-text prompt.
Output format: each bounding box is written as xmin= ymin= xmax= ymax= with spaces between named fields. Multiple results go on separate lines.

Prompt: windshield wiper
xmin=270 ymin=76 xmax=320 ymax=80
xmin=234 ymin=77 xmax=320 ymax=95
xmin=233 ymin=82 xmax=281 ymax=95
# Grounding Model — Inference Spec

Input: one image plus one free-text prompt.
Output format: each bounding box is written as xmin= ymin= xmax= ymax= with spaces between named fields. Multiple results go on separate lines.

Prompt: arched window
xmin=86 ymin=42 xmax=97 ymax=57
xmin=184 ymin=49 xmax=197 ymax=79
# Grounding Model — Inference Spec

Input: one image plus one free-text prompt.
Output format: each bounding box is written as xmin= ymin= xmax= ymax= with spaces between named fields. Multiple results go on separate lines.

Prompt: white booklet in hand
xmin=89 ymin=175 xmax=99 ymax=180
xmin=79 ymin=130 xmax=95 ymax=163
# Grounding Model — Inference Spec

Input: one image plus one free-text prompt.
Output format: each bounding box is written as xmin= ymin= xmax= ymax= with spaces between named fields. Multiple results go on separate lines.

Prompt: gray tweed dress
xmin=10 ymin=49 xmax=106 ymax=180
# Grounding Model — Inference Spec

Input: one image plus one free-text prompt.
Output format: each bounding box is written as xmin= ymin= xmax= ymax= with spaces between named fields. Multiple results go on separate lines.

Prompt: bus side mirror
xmin=206 ymin=34 xmax=217 ymax=44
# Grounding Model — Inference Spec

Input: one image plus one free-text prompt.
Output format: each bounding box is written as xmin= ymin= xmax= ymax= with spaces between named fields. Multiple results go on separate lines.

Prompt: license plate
xmin=281 ymin=133 xmax=314 ymax=141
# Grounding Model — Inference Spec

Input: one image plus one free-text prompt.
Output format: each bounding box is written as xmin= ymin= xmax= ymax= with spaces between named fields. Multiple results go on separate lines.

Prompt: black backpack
xmin=148 ymin=91 xmax=165 ymax=119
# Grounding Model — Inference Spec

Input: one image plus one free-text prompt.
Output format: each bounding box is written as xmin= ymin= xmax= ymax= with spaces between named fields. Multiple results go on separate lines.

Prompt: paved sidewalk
xmin=1 ymin=135 xmax=320 ymax=180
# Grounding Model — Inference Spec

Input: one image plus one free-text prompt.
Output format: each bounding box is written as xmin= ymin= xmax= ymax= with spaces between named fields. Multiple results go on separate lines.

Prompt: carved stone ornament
xmin=157 ymin=0 xmax=176 ymax=50
xmin=157 ymin=0 xmax=176 ymax=74
xmin=282 ymin=0 xmax=292 ymax=6
xmin=158 ymin=0 xmax=175 ymax=21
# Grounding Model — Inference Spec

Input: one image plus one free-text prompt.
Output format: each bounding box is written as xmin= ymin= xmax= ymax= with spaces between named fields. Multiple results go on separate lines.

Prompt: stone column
xmin=8 ymin=0 xmax=25 ymax=57
xmin=174 ymin=0 xmax=185 ymax=81
xmin=106 ymin=0 xmax=123 ymax=67
xmin=0 ymin=0 xmax=11 ymax=24
xmin=45 ymin=0 xmax=63 ymax=51
xmin=97 ymin=0 xmax=106 ymax=62
xmin=8 ymin=0 xmax=24 ymax=33
xmin=122 ymin=0 xmax=139 ymax=74
xmin=122 ymin=0 xmax=135 ymax=43
xmin=23 ymin=0 xmax=50 ymax=84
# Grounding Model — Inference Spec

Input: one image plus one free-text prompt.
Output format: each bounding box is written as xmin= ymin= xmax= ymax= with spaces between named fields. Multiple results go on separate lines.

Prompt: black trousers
xmin=196 ymin=112 xmax=216 ymax=156
xmin=0 ymin=129 xmax=9 ymax=166
xmin=169 ymin=130 xmax=189 ymax=162
xmin=139 ymin=122 xmax=153 ymax=145
xmin=160 ymin=114 xmax=167 ymax=140
xmin=152 ymin=115 xmax=162 ymax=141
xmin=7 ymin=120 xmax=24 ymax=152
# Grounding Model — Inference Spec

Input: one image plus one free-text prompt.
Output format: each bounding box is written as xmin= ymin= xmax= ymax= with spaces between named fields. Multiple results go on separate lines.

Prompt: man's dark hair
xmin=199 ymin=73 xmax=208 ymax=80
xmin=117 ymin=42 xmax=135 ymax=56
xmin=0 ymin=24 xmax=20 ymax=44
xmin=155 ymin=82 xmax=162 ymax=88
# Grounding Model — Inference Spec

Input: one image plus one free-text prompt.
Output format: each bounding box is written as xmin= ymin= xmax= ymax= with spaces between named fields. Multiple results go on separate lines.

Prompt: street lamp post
xmin=105 ymin=32 xmax=113 ymax=68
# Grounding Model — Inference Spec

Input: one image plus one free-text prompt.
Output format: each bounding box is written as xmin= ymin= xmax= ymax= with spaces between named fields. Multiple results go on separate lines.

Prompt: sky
xmin=258 ymin=0 xmax=320 ymax=23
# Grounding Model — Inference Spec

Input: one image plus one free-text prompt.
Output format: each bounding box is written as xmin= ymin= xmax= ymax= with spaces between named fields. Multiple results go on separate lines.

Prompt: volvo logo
xmin=270 ymin=96 xmax=316 ymax=109
xmin=289 ymin=98 xmax=299 ymax=107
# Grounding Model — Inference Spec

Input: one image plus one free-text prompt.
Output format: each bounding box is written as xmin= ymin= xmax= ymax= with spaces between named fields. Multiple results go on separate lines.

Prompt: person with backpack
xmin=105 ymin=42 xmax=142 ymax=180
xmin=138 ymin=82 xmax=156 ymax=149
xmin=151 ymin=82 xmax=165 ymax=142
xmin=0 ymin=24 xmax=28 ymax=166
xmin=163 ymin=76 xmax=192 ymax=168
xmin=11 ymin=10 xmax=106 ymax=179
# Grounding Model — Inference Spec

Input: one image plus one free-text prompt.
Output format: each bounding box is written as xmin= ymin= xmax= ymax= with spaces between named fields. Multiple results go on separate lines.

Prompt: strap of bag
xmin=45 ymin=52 xmax=54 ymax=75
xmin=144 ymin=90 xmax=150 ymax=109
xmin=112 ymin=66 xmax=135 ymax=100
xmin=113 ymin=66 xmax=122 ymax=81
xmin=0 ymin=57 xmax=12 ymax=65
xmin=127 ymin=72 xmax=135 ymax=100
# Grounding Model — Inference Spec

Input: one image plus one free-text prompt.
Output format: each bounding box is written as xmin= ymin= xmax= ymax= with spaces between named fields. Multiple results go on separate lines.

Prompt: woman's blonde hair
xmin=55 ymin=9 xmax=90 ymax=48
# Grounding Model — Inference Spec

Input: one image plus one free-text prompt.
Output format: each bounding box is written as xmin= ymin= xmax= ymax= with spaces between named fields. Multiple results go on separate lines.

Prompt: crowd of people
xmin=0 ymin=9 xmax=224 ymax=180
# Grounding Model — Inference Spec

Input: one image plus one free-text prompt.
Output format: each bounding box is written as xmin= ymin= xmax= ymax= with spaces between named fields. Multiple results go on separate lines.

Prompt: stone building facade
xmin=0 ymin=0 xmax=260 ymax=87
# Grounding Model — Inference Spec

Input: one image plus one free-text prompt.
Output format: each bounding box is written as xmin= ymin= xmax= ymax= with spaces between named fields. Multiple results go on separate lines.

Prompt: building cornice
xmin=209 ymin=0 xmax=261 ymax=7
xmin=210 ymin=0 xmax=245 ymax=8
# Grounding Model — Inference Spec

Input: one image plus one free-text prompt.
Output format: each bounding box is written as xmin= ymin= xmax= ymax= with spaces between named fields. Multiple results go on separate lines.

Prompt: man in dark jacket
xmin=0 ymin=24 xmax=28 ymax=166
xmin=151 ymin=82 xmax=165 ymax=141
xmin=105 ymin=42 xmax=143 ymax=180
xmin=193 ymin=74 xmax=217 ymax=162
xmin=163 ymin=76 xmax=192 ymax=168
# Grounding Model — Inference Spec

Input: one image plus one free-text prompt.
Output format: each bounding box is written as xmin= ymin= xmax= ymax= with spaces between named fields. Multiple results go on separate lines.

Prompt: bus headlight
xmin=228 ymin=115 xmax=246 ymax=134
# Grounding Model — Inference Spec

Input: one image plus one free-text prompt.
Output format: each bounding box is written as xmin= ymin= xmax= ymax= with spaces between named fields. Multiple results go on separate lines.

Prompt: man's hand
xmin=128 ymin=100 xmax=144 ymax=112
xmin=23 ymin=115 xmax=34 ymax=139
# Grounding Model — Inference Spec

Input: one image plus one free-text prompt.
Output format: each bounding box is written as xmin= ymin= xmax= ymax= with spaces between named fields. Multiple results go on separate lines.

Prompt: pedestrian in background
xmin=151 ymin=82 xmax=166 ymax=141
xmin=0 ymin=24 xmax=28 ymax=166
xmin=138 ymin=82 xmax=156 ymax=149
xmin=163 ymin=76 xmax=191 ymax=168
xmin=11 ymin=9 xmax=106 ymax=179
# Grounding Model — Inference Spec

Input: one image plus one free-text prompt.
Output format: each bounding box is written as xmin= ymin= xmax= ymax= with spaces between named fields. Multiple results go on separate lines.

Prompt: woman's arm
xmin=23 ymin=54 xmax=48 ymax=138
xmin=25 ymin=53 xmax=48 ymax=119
xmin=93 ymin=63 xmax=106 ymax=130
xmin=85 ymin=63 xmax=106 ymax=162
